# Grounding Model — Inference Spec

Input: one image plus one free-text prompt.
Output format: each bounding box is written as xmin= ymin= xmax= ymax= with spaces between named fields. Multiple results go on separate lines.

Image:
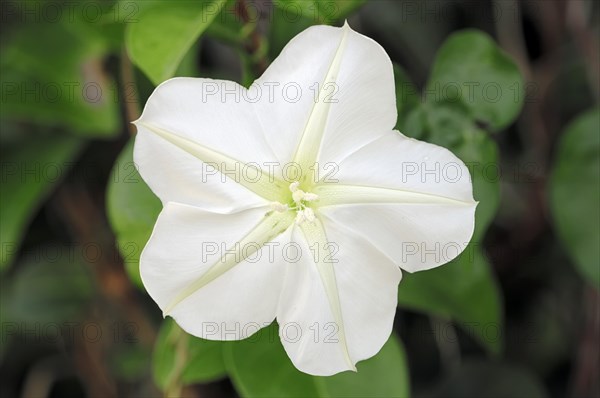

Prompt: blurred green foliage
xmin=1 ymin=135 xmax=84 ymax=269
xmin=0 ymin=21 xmax=119 ymax=136
xmin=550 ymin=108 xmax=600 ymax=287
xmin=226 ymin=324 xmax=409 ymax=398
xmin=426 ymin=30 xmax=524 ymax=131
xmin=126 ymin=0 xmax=227 ymax=85
xmin=153 ymin=319 xmax=227 ymax=392
xmin=394 ymin=29 xmax=519 ymax=355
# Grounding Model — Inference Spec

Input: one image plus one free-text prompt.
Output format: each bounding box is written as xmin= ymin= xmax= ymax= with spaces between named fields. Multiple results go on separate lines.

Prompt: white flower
xmin=133 ymin=22 xmax=476 ymax=376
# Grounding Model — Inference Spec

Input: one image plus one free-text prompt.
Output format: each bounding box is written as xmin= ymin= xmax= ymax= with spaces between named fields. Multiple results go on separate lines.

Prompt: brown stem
xmin=235 ymin=0 xmax=268 ymax=76
xmin=566 ymin=0 xmax=600 ymax=100
xmin=120 ymin=48 xmax=141 ymax=134
xmin=570 ymin=287 xmax=600 ymax=398
xmin=164 ymin=326 xmax=189 ymax=398
xmin=53 ymin=184 xmax=156 ymax=346
xmin=492 ymin=0 xmax=555 ymax=251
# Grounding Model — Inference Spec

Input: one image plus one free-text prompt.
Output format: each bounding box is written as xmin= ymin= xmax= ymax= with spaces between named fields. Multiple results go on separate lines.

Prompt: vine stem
xmin=570 ymin=287 xmax=600 ymax=397
xmin=52 ymin=184 xmax=157 ymax=396
xmin=164 ymin=326 xmax=189 ymax=398
xmin=430 ymin=317 xmax=461 ymax=372
xmin=566 ymin=0 xmax=600 ymax=101
xmin=235 ymin=0 xmax=269 ymax=77
xmin=120 ymin=48 xmax=141 ymax=135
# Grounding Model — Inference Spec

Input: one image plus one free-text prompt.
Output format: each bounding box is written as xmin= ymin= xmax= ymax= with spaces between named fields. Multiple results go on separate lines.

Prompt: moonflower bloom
xmin=134 ymin=22 xmax=476 ymax=376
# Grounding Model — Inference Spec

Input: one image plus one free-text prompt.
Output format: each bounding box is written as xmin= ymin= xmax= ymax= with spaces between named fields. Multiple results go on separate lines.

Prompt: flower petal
xmin=254 ymin=23 xmax=396 ymax=178
xmin=134 ymin=77 xmax=286 ymax=210
xmin=141 ymin=202 xmax=294 ymax=340
xmin=276 ymin=219 xmax=402 ymax=376
xmin=318 ymin=131 xmax=477 ymax=272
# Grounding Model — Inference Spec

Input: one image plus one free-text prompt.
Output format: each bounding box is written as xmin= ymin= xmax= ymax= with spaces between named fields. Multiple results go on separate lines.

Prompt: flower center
xmin=269 ymin=181 xmax=319 ymax=224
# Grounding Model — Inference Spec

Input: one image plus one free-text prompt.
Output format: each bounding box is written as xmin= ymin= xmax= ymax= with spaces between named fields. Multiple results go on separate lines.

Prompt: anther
xmin=270 ymin=202 xmax=288 ymax=212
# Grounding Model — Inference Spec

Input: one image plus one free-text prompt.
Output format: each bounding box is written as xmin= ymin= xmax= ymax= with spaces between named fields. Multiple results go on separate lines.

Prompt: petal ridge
xmin=136 ymin=121 xmax=289 ymax=202
xmin=298 ymin=217 xmax=355 ymax=372
xmin=291 ymin=22 xmax=351 ymax=183
xmin=314 ymin=184 xmax=478 ymax=207
xmin=162 ymin=209 xmax=295 ymax=315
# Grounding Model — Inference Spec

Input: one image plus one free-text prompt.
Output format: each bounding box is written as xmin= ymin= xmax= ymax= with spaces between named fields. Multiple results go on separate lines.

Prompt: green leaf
xmin=427 ymin=30 xmax=524 ymax=131
xmin=401 ymin=107 xmax=428 ymax=140
xmin=407 ymin=103 xmax=500 ymax=240
xmin=126 ymin=0 xmax=227 ymax=85
xmin=398 ymin=244 xmax=503 ymax=354
xmin=226 ymin=324 xmax=409 ymax=398
xmin=106 ymin=138 xmax=161 ymax=289
xmin=395 ymin=34 xmax=509 ymax=236
xmin=205 ymin=0 xmax=245 ymax=46
xmin=110 ymin=345 xmax=152 ymax=382
xmin=269 ymin=9 xmax=315 ymax=59
xmin=153 ymin=319 xmax=227 ymax=391
xmin=425 ymin=104 xmax=500 ymax=240
xmin=0 ymin=134 xmax=84 ymax=270
xmin=3 ymin=247 xmax=94 ymax=325
xmin=0 ymin=22 xmax=119 ymax=137
xmin=226 ymin=325 xmax=320 ymax=398
xmin=316 ymin=334 xmax=410 ymax=398
xmin=394 ymin=64 xmax=420 ymax=134
xmin=549 ymin=108 xmax=600 ymax=288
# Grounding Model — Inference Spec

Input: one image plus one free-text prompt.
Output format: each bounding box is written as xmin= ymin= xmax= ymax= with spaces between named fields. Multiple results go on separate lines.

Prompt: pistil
xmin=286 ymin=181 xmax=320 ymax=224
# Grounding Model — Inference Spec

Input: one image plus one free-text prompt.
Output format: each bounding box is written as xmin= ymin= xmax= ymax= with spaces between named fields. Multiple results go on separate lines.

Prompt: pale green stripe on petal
xmin=163 ymin=210 xmax=295 ymax=316
xmin=136 ymin=121 xmax=290 ymax=202
xmin=292 ymin=22 xmax=350 ymax=185
xmin=299 ymin=217 xmax=356 ymax=371
xmin=314 ymin=184 xmax=477 ymax=207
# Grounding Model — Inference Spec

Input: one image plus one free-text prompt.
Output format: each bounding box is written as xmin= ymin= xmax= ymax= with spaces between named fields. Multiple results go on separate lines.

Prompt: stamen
xmin=303 ymin=208 xmax=316 ymax=222
xmin=270 ymin=202 xmax=288 ymax=212
xmin=288 ymin=181 xmax=319 ymax=224
xmin=303 ymin=192 xmax=319 ymax=202
xmin=292 ymin=189 xmax=306 ymax=204
xmin=295 ymin=208 xmax=316 ymax=225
